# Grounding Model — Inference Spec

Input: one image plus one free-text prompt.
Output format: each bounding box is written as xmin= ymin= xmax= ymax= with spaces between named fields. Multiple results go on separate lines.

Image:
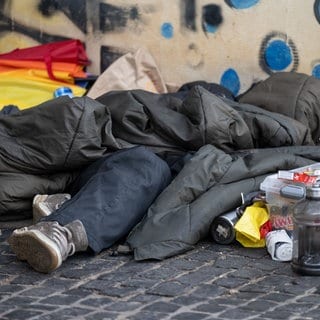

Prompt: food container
xmin=260 ymin=164 xmax=320 ymax=234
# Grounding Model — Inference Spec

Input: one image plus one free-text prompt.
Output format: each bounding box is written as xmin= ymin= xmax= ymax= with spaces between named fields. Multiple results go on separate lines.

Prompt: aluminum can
xmin=54 ymin=87 xmax=73 ymax=98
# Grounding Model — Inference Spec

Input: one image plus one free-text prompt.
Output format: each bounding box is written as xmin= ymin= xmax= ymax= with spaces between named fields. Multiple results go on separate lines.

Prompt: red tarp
xmin=0 ymin=39 xmax=90 ymax=80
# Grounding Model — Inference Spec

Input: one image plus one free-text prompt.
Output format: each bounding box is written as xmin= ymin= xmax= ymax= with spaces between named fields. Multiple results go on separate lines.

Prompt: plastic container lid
xmin=260 ymin=173 xmax=287 ymax=194
xmin=260 ymin=163 xmax=320 ymax=197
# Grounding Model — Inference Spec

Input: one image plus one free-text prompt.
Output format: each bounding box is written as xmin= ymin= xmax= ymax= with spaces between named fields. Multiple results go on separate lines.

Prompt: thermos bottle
xmin=210 ymin=209 xmax=241 ymax=245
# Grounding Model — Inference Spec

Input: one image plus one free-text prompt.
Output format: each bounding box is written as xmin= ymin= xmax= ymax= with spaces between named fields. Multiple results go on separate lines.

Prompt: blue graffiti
xmin=161 ymin=22 xmax=174 ymax=39
xmin=203 ymin=22 xmax=218 ymax=33
xmin=312 ymin=64 xmax=320 ymax=79
xmin=227 ymin=0 xmax=260 ymax=9
xmin=220 ymin=68 xmax=240 ymax=96
xmin=314 ymin=0 xmax=320 ymax=24
xmin=264 ymin=39 xmax=292 ymax=71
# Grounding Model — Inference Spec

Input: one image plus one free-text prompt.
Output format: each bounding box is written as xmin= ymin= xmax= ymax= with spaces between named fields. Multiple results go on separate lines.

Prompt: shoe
xmin=7 ymin=220 xmax=88 ymax=273
xmin=32 ymin=194 xmax=71 ymax=223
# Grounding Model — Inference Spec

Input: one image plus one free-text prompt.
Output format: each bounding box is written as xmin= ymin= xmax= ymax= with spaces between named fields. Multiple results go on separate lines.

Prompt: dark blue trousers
xmin=45 ymin=146 xmax=172 ymax=253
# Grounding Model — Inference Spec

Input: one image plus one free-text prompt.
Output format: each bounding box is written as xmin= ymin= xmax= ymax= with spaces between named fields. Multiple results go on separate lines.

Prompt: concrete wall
xmin=1 ymin=0 xmax=320 ymax=95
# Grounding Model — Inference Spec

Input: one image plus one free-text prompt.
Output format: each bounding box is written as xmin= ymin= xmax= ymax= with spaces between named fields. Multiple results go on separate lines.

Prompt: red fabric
xmin=0 ymin=39 xmax=90 ymax=80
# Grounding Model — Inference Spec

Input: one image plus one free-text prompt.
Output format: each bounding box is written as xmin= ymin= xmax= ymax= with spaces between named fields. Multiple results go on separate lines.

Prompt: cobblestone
xmin=1 ymin=227 xmax=320 ymax=320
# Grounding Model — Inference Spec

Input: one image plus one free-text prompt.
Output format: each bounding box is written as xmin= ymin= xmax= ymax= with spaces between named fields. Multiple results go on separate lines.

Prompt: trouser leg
xmin=44 ymin=146 xmax=172 ymax=253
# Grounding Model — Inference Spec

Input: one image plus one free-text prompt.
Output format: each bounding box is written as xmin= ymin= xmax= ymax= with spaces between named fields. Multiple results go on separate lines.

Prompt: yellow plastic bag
xmin=234 ymin=201 xmax=269 ymax=248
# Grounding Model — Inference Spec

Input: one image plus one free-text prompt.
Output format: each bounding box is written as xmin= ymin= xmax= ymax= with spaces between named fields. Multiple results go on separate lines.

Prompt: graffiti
xmin=38 ymin=0 xmax=87 ymax=33
xmin=100 ymin=45 xmax=126 ymax=72
xmin=181 ymin=0 xmax=196 ymax=31
xmin=161 ymin=22 xmax=174 ymax=39
xmin=220 ymin=68 xmax=240 ymax=96
xmin=202 ymin=4 xmax=223 ymax=34
xmin=225 ymin=0 xmax=260 ymax=9
xmin=0 ymin=0 xmax=320 ymax=92
xmin=180 ymin=0 xmax=223 ymax=34
xmin=259 ymin=32 xmax=299 ymax=74
xmin=312 ymin=60 xmax=320 ymax=79
xmin=314 ymin=0 xmax=320 ymax=23
xmin=0 ymin=10 xmax=66 ymax=44
xmin=100 ymin=3 xmax=139 ymax=32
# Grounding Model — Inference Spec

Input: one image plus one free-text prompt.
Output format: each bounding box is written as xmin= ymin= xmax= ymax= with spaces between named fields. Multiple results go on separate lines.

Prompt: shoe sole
xmin=8 ymin=229 xmax=62 ymax=273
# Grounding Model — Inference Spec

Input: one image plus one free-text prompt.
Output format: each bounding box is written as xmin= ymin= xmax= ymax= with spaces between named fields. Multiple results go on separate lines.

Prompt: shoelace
xmin=51 ymin=223 xmax=75 ymax=259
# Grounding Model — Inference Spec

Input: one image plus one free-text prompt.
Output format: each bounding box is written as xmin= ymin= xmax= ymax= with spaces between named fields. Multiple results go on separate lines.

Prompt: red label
xmin=270 ymin=214 xmax=293 ymax=230
xmin=292 ymin=173 xmax=317 ymax=185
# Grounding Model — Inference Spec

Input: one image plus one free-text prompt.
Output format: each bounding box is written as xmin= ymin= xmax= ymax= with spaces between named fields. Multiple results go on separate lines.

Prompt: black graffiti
xmin=202 ymin=4 xmax=223 ymax=28
xmin=38 ymin=0 xmax=87 ymax=33
xmin=100 ymin=3 xmax=139 ymax=32
xmin=181 ymin=0 xmax=197 ymax=31
xmin=100 ymin=45 xmax=127 ymax=72
xmin=180 ymin=1 xmax=223 ymax=33
xmin=1 ymin=0 xmax=225 ymax=74
xmin=314 ymin=0 xmax=320 ymax=23
xmin=259 ymin=32 xmax=299 ymax=74
xmin=0 ymin=10 xmax=67 ymax=44
xmin=38 ymin=0 xmax=59 ymax=16
xmin=224 ymin=0 xmax=234 ymax=7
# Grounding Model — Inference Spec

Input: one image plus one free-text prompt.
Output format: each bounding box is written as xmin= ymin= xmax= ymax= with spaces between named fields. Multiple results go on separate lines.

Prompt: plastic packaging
xmin=266 ymin=229 xmax=292 ymax=262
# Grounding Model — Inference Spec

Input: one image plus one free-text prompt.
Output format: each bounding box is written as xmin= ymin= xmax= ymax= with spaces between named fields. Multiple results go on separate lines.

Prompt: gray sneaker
xmin=32 ymin=194 xmax=71 ymax=223
xmin=7 ymin=220 xmax=88 ymax=273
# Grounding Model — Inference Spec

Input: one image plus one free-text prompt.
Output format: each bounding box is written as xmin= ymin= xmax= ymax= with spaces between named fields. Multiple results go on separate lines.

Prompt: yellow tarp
xmin=0 ymin=69 xmax=86 ymax=109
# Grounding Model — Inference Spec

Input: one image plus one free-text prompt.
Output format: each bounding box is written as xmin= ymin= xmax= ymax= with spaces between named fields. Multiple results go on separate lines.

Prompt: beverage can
xmin=54 ymin=87 xmax=73 ymax=98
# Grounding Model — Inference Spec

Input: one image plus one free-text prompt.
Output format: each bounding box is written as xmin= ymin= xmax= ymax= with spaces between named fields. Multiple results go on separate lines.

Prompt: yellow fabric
xmin=0 ymin=69 xmax=86 ymax=109
xmin=234 ymin=201 xmax=269 ymax=248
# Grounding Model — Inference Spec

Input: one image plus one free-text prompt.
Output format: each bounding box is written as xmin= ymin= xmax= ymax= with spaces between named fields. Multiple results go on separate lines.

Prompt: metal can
xmin=210 ymin=209 xmax=239 ymax=244
xmin=54 ymin=87 xmax=73 ymax=98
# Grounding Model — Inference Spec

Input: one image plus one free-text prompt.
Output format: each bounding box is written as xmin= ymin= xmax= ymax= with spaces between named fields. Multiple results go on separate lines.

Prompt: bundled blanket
xmin=1 ymin=71 xmax=320 ymax=259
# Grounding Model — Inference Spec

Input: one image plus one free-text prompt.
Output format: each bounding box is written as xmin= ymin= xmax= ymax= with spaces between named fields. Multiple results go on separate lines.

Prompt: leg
xmin=8 ymin=146 xmax=171 ymax=272
xmin=45 ymin=146 xmax=172 ymax=253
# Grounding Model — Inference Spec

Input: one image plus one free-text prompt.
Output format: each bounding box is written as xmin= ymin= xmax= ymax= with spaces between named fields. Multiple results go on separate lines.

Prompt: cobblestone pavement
xmin=1 ymin=227 xmax=320 ymax=320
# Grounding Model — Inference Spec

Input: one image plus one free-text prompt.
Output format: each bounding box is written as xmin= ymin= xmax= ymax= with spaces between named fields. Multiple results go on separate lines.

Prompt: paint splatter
xmin=220 ymin=68 xmax=240 ymax=96
xmin=264 ymin=39 xmax=292 ymax=71
xmin=161 ymin=22 xmax=174 ymax=39
xmin=225 ymin=0 xmax=260 ymax=9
